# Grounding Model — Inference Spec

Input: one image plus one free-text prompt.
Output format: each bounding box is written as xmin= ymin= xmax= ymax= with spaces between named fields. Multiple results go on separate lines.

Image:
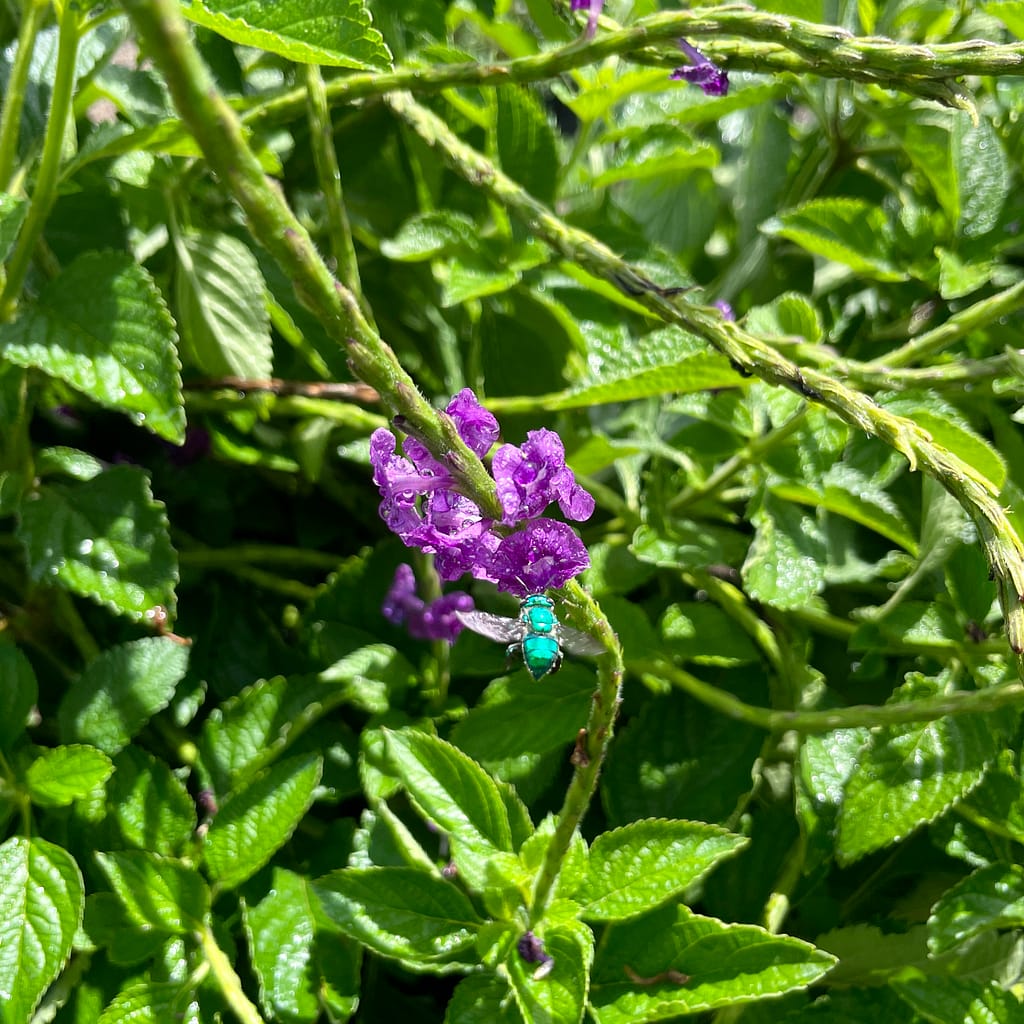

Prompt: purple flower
xmin=713 ymin=299 xmax=735 ymax=321
xmin=492 ymin=429 xmax=595 ymax=526
xmin=570 ymin=0 xmax=603 ymax=38
xmin=382 ymin=564 xmax=474 ymax=644
xmin=518 ymin=930 xmax=555 ymax=979
xmin=670 ymin=40 xmax=729 ymax=97
xmin=490 ymin=519 xmax=591 ymax=598
xmin=369 ymin=389 xmax=594 ymax=598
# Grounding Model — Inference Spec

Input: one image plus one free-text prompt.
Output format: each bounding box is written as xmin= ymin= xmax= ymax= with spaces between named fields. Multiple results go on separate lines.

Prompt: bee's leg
xmin=504 ymin=642 xmax=522 ymax=670
xmin=550 ymin=650 xmax=563 ymax=675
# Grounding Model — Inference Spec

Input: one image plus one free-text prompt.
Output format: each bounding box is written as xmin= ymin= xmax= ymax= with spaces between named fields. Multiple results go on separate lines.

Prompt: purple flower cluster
xmin=370 ymin=390 xmax=594 ymax=598
xmin=382 ymin=564 xmax=474 ymax=644
xmin=671 ymin=40 xmax=730 ymax=97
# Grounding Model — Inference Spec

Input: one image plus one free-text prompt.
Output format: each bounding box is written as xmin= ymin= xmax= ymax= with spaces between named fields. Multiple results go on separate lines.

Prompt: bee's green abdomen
xmin=522 ymin=635 xmax=560 ymax=680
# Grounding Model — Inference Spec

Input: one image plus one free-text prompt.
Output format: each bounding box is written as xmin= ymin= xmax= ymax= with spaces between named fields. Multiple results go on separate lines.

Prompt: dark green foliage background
xmin=2 ymin=1 xmax=1024 ymax=1023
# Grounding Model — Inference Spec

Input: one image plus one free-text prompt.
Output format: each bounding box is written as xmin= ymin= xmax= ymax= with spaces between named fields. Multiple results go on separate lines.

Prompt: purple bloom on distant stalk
xmin=570 ymin=0 xmax=603 ymax=38
xmin=382 ymin=564 xmax=474 ymax=644
xmin=369 ymin=389 xmax=594 ymax=598
xmin=713 ymin=299 xmax=735 ymax=321
xmin=670 ymin=40 xmax=729 ymax=97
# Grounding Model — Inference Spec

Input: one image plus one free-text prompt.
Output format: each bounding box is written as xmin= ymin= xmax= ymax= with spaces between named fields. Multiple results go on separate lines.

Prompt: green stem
xmin=122 ymin=0 xmax=502 ymax=522
xmin=639 ymin=659 xmax=1024 ymax=733
xmin=386 ymin=90 xmax=1024 ymax=673
xmin=303 ymin=63 xmax=373 ymax=325
xmin=241 ymin=5 xmax=1024 ymax=131
xmin=530 ymin=579 xmax=624 ymax=922
xmin=197 ymin=923 xmax=265 ymax=1024
xmin=0 ymin=0 xmax=49 ymax=191
xmin=0 ymin=2 xmax=79 ymax=320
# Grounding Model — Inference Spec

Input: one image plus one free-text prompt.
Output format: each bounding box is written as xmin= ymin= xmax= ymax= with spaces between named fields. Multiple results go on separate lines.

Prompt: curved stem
xmin=197 ymin=923 xmax=265 ymax=1024
xmin=529 ymin=579 xmax=624 ymax=922
xmin=0 ymin=0 xmax=50 ymax=192
xmin=122 ymin=0 xmax=502 ymax=523
xmin=0 ymin=2 xmax=80 ymax=320
xmin=387 ymin=89 xmax=1024 ymax=674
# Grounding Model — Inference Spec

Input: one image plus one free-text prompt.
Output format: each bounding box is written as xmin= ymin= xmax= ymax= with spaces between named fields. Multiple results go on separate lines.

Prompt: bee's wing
xmin=456 ymin=610 xmax=525 ymax=644
xmin=559 ymin=625 xmax=606 ymax=657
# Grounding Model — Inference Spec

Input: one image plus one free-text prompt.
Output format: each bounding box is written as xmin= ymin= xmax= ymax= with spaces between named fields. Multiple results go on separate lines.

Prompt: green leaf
xmin=659 ymin=603 xmax=760 ymax=666
xmin=18 ymin=466 xmax=179 ymax=621
xmin=245 ymin=868 xmax=328 ymax=1023
xmin=590 ymin=905 xmax=836 ymax=1023
xmin=384 ymin=728 xmax=533 ymax=891
xmin=742 ymin=489 xmax=827 ymax=611
xmin=450 ymin=670 xmax=594 ymax=766
xmin=745 ymin=291 xmax=823 ymax=342
xmin=763 ymin=198 xmax=908 ymax=281
xmin=446 ymin=974 xmax=522 ymax=1024
xmin=893 ymin=975 xmax=1024 ymax=1024
xmin=381 ymin=210 xmax=476 ymax=261
xmin=25 ymin=744 xmax=113 ymax=808
xmin=953 ymin=111 xmax=1009 ymax=238
xmin=0 ymin=193 xmax=27 ymax=262
xmin=507 ymin=919 xmax=593 ymax=1024
xmin=927 ymin=863 xmax=1024 ymax=955
xmin=0 ymin=644 xmax=38 ymax=749
xmin=439 ymin=250 xmax=520 ymax=307
xmin=35 ymin=446 xmax=106 ymax=481
xmin=494 ymin=86 xmax=558 ymax=204
xmin=0 ymin=837 xmax=84 ymax=1024
xmin=591 ymin=125 xmax=719 ymax=189
xmin=574 ymin=819 xmax=748 ymax=922
xmin=836 ymin=673 xmax=1005 ymax=865
xmin=987 ymin=1 xmax=1024 ymax=37
xmin=173 ymin=229 xmax=274 ymax=378
xmin=58 ymin=637 xmax=189 ymax=755
xmin=107 ymin=746 xmax=197 ymax=855
xmin=95 ymin=850 xmax=209 ymax=933
xmin=181 ymin=0 xmax=391 ymax=69
xmin=96 ymin=978 xmax=195 ymax=1024
xmin=0 ymin=252 xmax=185 ymax=442
xmin=203 ymin=751 xmax=323 ymax=889
xmin=313 ymin=866 xmax=483 ymax=973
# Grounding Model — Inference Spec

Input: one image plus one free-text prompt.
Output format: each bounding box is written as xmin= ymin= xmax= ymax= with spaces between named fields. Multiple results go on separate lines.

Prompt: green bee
xmin=457 ymin=594 xmax=604 ymax=680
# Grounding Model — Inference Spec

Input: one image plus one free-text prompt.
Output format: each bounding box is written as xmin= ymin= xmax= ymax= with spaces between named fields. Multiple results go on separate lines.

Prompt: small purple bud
xmin=713 ymin=299 xmax=736 ymax=321
xmin=671 ymin=40 xmax=729 ymax=97
xmin=570 ymin=0 xmax=603 ymax=38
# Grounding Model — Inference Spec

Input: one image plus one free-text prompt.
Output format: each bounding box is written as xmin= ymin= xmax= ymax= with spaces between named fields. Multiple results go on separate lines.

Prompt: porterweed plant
xmin=4 ymin=1 xmax=1024 ymax=1022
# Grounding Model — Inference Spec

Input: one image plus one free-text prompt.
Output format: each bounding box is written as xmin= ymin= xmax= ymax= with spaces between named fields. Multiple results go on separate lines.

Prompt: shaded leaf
xmin=95 ymin=850 xmax=209 ymax=934
xmin=928 ymin=862 xmax=1024 ymax=955
xmin=25 ymin=744 xmax=113 ymax=808
xmin=0 ymin=645 xmax=37 ymax=750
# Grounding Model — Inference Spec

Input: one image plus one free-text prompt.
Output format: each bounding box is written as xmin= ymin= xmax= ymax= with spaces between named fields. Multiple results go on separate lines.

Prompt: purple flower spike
xmin=570 ymin=0 xmax=603 ymax=38
xmin=493 ymin=429 xmax=595 ymax=526
xmin=382 ymin=565 xmax=475 ymax=644
xmin=445 ymin=388 xmax=500 ymax=458
xmin=491 ymin=519 xmax=591 ymax=598
xmin=671 ymin=40 xmax=729 ymax=97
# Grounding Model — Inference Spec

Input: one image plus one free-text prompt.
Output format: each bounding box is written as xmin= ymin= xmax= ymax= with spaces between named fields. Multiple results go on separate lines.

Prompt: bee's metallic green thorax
xmin=520 ymin=595 xmax=556 ymax=635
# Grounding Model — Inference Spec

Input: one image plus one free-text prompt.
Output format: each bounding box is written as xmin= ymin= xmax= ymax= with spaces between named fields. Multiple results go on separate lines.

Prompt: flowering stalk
xmin=123 ymin=0 xmax=501 ymax=523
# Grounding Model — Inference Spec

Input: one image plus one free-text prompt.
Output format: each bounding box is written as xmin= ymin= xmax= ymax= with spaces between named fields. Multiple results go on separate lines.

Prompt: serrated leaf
xmin=0 ymin=837 xmax=84 ymax=1023
xmin=204 ymin=751 xmax=322 ymax=889
xmin=742 ymin=490 xmax=826 ymax=611
xmin=384 ymin=729 xmax=533 ymax=891
xmin=180 ymin=0 xmax=391 ymax=70
xmin=927 ymin=863 xmax=1024 ymax=955
xmin=107 ymin=747 xmax=197 ymax=855
xmin=0 ymin=193 xmax=27 ymax=262
xmin=953 ymin=111 xmax=1009 ymax=238
xmin=95 ymin=850 xmax=209 ymax=933
xmin=590 ymin=905 xmax=835 ymax=1023
xmin=25 ymin=744 xmax=113 ymax=808
xmin=575 ymin=819 xmax=748 ymax=922
xmin=313 ymin=866 xmax=483 ymax=973
xmin=837 ymin=673 xmax=1004 ymax=865
xmin=763 ymin=198 xmax=908 ymax=281
xmin=745 ymin=291 xmax=823 ymax=342
xmin=174 ymin=229 xmax=274 ymax=378
xmin=450 ymin=670 xmax=594 ymax=765
xmin=446 ymin=974 xmax=522 ymax=1024
xmin=97 ymin=978 xmax=197 ymax=1024
xmin=0 ymin=252 xmax=185 ymax=442
xmin=0 ymin=644 xmax=37 ymax=749
xmin=244 ymin=868 xmax=322 ymax=1022
xmin=18 ymin=466 xmax=179 ymax=621
xmin=58 ymin=637 xmax=189 ymax=755
xmin=894 ymin=973 xmax=1024 ymax=1024
xmin=381 ymin=210 xmax=476 ymax=261
xmin=507 ymin=919 xmax=592 ymax=1024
